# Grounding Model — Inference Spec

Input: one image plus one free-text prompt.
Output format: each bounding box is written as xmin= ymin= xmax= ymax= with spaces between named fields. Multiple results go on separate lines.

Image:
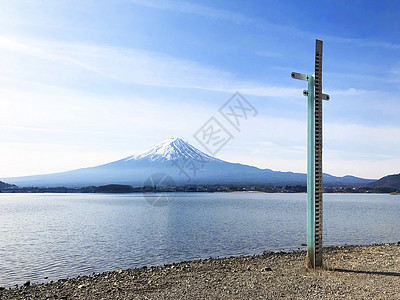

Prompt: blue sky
xmin=0 ymin=0 xmax=399 ymax=179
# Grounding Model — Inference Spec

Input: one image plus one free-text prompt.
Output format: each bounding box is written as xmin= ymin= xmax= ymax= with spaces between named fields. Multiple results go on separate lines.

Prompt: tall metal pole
xmin=291 ymin=39 xmax=329 ymax=269
xmin=313 ymin=40 xmax=323 ymax=268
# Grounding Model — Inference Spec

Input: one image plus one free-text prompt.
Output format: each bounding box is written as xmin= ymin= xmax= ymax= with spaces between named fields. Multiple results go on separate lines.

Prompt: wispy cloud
xmin=255 ymin=50 xmax=284 ymax=59
xmin=328 ymin=88 xmax=369 ymax=96
xmin=0 ymin=35 xmax=303 ymax=98
xmin=1 ymin=34 xmax=395 ymax=109
xmin=129 ymin=0 xmax=248 ymax=23
xmin=4 ymin=34 xmax=391 ymax=102
xmin=323 ymin=34 xmax=400 ymax=51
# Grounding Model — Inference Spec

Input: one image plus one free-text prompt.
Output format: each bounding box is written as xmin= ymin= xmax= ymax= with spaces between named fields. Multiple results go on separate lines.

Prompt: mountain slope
xmin=0 ymin=181 xmax=15 ymax=189
xmin=368 ymin=173 xmax=400 ymax=189
xmin=1 ymin=138 xmax=373 ymax=187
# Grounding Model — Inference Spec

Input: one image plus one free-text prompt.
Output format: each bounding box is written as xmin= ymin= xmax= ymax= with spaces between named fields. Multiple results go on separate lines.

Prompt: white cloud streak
xmin=1 ymin=35 xmax=386 ymax=101
xmin=129 ymin=0 xmax=248 ymax=23
xmin=0 ymin=35 xmax=304 ymax=98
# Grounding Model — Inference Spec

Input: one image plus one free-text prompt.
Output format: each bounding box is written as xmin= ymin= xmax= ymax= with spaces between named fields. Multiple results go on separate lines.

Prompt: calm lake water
xmin=0 ymin=193 xmax=399 ymax=287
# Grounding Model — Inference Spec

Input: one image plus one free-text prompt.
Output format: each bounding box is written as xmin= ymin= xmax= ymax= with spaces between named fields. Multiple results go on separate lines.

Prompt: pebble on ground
xmin=1 ymin=243 xmax=399 ymax=300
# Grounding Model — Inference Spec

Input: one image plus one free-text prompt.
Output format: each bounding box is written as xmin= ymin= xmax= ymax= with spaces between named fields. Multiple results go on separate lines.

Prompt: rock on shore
xmin=1 ymin=243 xmax=399 ymax=299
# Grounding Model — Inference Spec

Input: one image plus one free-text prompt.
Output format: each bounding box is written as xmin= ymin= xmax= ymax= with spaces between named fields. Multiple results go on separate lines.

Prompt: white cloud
xmin=129 ymin=0 xmax=248 ymax=23
xmin=0 ymin=35 xmax=303 ymax=98
xmin=328 ymin=88 xmax=369 ymax=96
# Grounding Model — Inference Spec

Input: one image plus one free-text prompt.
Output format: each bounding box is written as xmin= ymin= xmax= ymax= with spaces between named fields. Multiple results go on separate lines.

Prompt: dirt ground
xmin=1 ymin=243 xmax=399 ymax=299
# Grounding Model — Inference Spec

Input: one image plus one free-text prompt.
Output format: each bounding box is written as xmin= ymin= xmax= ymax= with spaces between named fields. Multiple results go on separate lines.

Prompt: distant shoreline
xmin=1 ymin=190 xmax=400 ymax=195
xmin=2 ymin=243 xmax=399 ymax=299
xmin=1 ymin=183 xmax=399 ymax=195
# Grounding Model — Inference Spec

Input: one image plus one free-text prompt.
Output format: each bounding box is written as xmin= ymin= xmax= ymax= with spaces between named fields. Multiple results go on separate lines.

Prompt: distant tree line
xmin=1 ymin=183 xmax=399 ymax=194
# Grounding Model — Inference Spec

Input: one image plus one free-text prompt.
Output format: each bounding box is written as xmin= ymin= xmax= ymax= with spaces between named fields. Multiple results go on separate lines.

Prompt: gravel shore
xmin=1 ymin=243 xmax=399 ymax=299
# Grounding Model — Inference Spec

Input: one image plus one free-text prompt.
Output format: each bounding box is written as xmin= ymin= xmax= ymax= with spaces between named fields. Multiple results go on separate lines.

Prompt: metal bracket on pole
xmin=291 ymin=72 xmax=309 ymax=81
xmin=291 ymin=39 xmax=330 ymax=269
xmin=303 ymin=90 xmax=330 ymax=100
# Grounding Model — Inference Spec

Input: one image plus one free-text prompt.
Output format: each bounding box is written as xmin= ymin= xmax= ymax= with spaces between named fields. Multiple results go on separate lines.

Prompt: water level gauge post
xmin=291 ymin=39 xmax=330 ymax=269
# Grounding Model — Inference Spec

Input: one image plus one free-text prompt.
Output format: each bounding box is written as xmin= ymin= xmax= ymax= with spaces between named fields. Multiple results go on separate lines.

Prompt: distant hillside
xmin=368 ymin=173 xmax=400 ymax=189
xmin=0 ymin=181 xmax=16 ymax=189
xmin=82 ymin=184 xmax=135 ymax=193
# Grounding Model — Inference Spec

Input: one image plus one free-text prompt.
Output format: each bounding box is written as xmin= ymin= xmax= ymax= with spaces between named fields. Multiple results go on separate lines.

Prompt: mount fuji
xmin=2 ymin=138 xmax=372 ymax=187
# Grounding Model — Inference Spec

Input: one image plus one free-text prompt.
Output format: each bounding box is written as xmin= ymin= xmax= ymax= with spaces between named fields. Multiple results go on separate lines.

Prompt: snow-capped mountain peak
xmin=125 ymin=138 xmax=217 ymax=162
xmin=1 ymin=137 xmax=373 ymax=188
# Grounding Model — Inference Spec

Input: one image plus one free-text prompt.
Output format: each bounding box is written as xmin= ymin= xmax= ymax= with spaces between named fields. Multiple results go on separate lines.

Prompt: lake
xmin=0 ymin=193 xmax=399 ymax=287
